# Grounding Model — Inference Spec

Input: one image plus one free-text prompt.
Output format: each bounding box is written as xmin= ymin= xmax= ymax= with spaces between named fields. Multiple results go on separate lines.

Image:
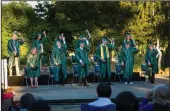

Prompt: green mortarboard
xmin=37 ymin=32 xmax=42 ymax=36
xmin=79 ymin=34 xmax=84 ymax=38
xmin=79 ymin=41 xmax=85 ymax=44
xmin=148 ymin=43 xmax=153 ymax=47
xmin=56 ymin=39 xmax=62 ymax=43
xmin=125 ymin=32 xmax=131 ymax=37
xmin=101 ymin=37 xmax=108 ymax=42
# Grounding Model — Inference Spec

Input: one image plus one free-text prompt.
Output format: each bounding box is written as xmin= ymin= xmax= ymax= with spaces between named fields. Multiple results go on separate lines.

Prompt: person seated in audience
xmin=115 ymin=91 xmax=139 ymax=111
xmin=140 ymin=84 xmax=170 ymax=111
xmin=88 ymin=83 xmax=116 ymax=108
xmin=10 ymin=93 xmax=35 ymax=111
xmin=30 ymin=100 xmax=51 ymax=111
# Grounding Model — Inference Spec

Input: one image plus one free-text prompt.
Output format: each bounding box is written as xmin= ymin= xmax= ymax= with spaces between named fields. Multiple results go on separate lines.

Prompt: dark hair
xmin=20 ymin=93 xmax=35 ymax=110
xmin=115 ymin=91 xmax=139 ymax=111
xmin=30 ymin=100 xmax=51 ymax=111
xmin=35 ymin=34 xmax=42 ymax=40
xmin=97 ymin=83 xmax=112 ymax=98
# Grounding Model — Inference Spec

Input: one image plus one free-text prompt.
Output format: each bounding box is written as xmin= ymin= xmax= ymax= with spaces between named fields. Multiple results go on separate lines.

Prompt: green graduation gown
xmin=75 ymin=47 xmax=89 ymax=79
xmin=51 ymin=43 xmax=67 ymax=81
xmin=96 ymin=43 xmax=115 ymax=79
xmin=32 ymin=36 xmax=48 ymax=65
xmin=145 ymin=48 xmax=158 ymax=74
xmin=7 ymin=39 xmax=24 ymax=69
xmin=120 ymin=47 xmax=138 ymax=79
xmin=27 ymin=53 xmax=40 ymax=77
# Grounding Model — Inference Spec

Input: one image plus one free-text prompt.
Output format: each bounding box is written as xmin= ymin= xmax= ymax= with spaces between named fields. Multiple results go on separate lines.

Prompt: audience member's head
xmin=20 ymin=93 xmax=35 ymax=110
xmin=29 ymin=100 xmax=51 ymax=111
xmin=115 ymin=91 xmax=139 ymax=111
xmin=152 ymin=84 xmax=169 ymax=105
xmin=97 ymin=83 xmax=112 ymax=98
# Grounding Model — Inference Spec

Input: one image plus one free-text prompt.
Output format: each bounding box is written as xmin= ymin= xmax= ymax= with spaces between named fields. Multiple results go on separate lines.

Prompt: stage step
xmin=8 ymin=72 xmax=145 ymax=86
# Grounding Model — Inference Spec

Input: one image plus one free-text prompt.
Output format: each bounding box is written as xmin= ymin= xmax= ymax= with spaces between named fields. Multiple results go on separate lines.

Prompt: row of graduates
xmin=7 ymin=31 xmax=159 ymax=87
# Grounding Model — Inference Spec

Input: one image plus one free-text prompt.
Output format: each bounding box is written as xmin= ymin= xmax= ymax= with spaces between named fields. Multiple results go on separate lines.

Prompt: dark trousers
xmin=148 ymin=66 xmax=155 ymax=83
xmin=55 ymin=65 xmax=66 ymax=85
xmin=100 ymin=65 xmax=111 ymax=83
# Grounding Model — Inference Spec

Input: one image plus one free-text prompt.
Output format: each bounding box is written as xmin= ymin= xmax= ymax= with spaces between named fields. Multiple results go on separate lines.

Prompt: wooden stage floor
xmin=11 ymin=75 xmax=169 ymax=103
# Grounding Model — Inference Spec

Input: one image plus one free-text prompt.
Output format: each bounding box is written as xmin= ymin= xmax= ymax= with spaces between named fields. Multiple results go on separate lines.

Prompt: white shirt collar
xmin=89 ymin=97 xmax=114 ymax=107
xmin=80 ymin=47 xmax=83 ymax=50
xmin=58 ymin=46 xmax=61 ymax=49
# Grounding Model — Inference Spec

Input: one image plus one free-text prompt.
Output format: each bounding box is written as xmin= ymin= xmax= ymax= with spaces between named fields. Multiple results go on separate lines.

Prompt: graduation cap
xmin=101 ymin=37 xmax=108 ymax=42
xmin=148 ymin=43 xmax=154 ymax=47
xmin=37 ymin=32 xmax=42 ymax=36
xmin=79 ymin=34 xmax=85 ymax=38
xmin=55 ymin=39 xmax=62 ymax=43
xmin=125 ymin=32 xmax=131 ymax=37
xmin=79 ymin=41 xmax=85 ymax=45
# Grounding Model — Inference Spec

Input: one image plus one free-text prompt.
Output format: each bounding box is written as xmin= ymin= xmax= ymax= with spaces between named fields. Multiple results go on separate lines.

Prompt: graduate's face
xmin=125 ymin=44 xmax=130 ymax=49
xmin=102 ymin=40 xmax=108 ymax=45
xmin=126 ymin=35 xmax=131 ymax=40
xmin=80 ymin=43 xmax=84 ymax=48
xmin=12 ymin=34 xmax=18 ymax=40
xmin=149 ymin=46 xmax=154 ymax=50
xmin=59 ymin=36 xmax=63 ymax=40
xmin=32 ymin=48 xmax=37 ymax=55
xmin=38 ymin=35 xmax=41 ymax=40
xmin=56 ymin=42 xmax=61 ymax=47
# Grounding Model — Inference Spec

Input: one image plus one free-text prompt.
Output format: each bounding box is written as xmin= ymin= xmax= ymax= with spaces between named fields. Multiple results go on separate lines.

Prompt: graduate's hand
xmin=31 ymin=65 xmax=35 ymax=68
xmin=156 ymin=54 xmax=159 ymax=58
xmin=101 ymin=58 xmax=106 ymax=62
xmin=121 ymin=62 xmax=124 ymax=66
xmin=18 ymin=32 xmax=22 ymax=36
xmin=43 ymin=31 xmax=46 ymax=36
xmin=55 ymin=63 xmax=59 ymax=66
xmin=14 ymin=51 xmax=17 ymax=56
xmin=148 ymin=62 xmax=151 ymax=66
xmin=81 ymin=62 xmax=84 ymax=66
xmin=63 ymin=36 xmax=65 ymax=41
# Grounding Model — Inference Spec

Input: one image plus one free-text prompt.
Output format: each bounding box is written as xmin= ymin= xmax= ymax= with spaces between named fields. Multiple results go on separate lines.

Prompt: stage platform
xmin=12 ymin=75 xmax=169 ymax=103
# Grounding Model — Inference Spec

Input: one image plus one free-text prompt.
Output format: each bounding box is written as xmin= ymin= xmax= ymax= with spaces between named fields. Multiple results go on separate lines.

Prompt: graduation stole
xmin=100 ymin=45 xmax=109 ymax=59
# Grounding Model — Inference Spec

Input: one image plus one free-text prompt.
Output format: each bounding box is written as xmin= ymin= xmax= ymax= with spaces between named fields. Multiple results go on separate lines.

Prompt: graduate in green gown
xmin=75 ymin=30 xmax=91 ymax=50
xmin=145 ymin=44 xmax=159 ymax=83
xmin=122 ymin=32 xmax=136 ymax=48
xmin=95 ymin=37 xmax=115 ymax=84
xmin=75 ymin=41 xmax=90 ymax=86
xmin=120 ymin=42 xmax=138 ymax=84
xmin=51 ymin=40 xmax=67 ymax=85
xmin=53 ymin=33 xmax=68 ymax=56
xmin=27 ymin=48 xmax=40 ymax=88
xmin=32 ymin=32 xmax=48 ymax=71
xmin=7 ymin=31 xmax=24 ymax=76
